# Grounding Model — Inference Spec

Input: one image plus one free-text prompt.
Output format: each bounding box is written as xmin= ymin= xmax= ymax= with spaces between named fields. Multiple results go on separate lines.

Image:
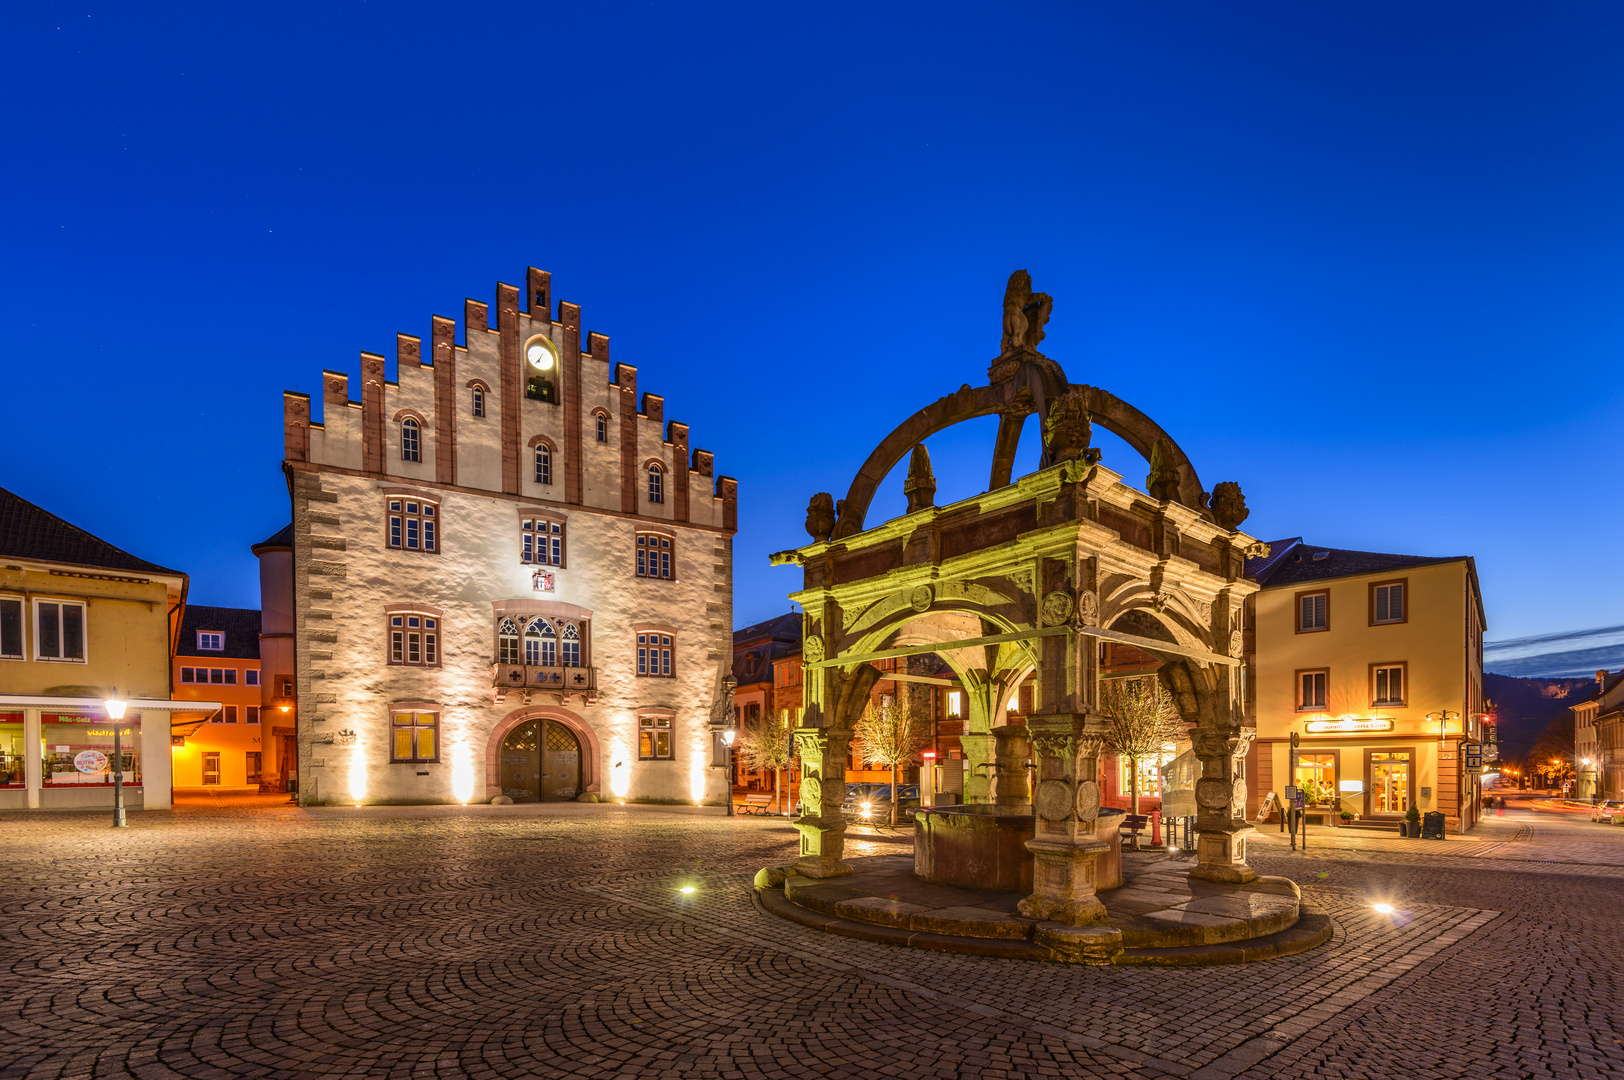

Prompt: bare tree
xmin=1099 ymin=676 xmax=1186 ymax=822
xmin=735 ymin=707 xmax=798 ymax=814
xmin=853 ymin=688 xmax=932 ymax=825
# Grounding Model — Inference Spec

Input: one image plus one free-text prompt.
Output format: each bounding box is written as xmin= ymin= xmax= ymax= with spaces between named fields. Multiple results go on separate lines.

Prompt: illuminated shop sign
xmin=1304 ymin=717 xmax=1394 ymax=735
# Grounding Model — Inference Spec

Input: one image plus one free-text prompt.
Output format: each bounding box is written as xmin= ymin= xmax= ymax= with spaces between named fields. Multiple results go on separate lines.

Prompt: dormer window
xmin=197 ymin=631 xmax=224 ymax=651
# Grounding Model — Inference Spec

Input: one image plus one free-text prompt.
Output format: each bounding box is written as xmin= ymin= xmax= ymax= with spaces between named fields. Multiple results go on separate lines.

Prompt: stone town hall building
xmin=276 ymin=268 xmax=737 ymax=806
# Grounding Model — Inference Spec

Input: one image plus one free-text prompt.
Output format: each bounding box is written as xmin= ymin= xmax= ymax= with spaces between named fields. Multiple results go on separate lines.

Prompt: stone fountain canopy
xmin=758 ymin=271 xmax=1306 ymax=964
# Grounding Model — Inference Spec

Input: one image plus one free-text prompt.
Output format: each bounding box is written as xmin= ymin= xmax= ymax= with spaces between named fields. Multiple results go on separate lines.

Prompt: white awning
xmin=0 ymin=695 xmax=224 ymax=712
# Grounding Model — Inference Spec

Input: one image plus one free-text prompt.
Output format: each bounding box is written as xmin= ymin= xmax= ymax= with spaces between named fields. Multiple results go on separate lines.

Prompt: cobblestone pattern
xmin=1 ymin=804 xmax=1619 ymax=1079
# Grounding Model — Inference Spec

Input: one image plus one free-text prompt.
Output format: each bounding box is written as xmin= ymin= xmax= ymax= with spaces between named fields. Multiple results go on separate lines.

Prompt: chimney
xmin=1600 ymin=670 xmax=1609 ymax=692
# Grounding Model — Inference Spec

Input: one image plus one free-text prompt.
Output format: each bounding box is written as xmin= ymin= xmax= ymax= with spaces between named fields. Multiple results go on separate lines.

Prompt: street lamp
xmin=721 ymin=728 xmax=736 ymax=817
xmin=103 ymin=694 xmax=128 ymax=828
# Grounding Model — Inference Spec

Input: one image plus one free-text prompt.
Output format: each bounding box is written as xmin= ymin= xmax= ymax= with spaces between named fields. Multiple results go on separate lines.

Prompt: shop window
xmin=1372 ymin=580 xmax=1407 ymax=625
xmin=0 ymin=713 xmax=23 ymax=787
xmin=35 ymin=600 xmax=85 ymax=662
xmin=946 ymin=690 xmax=962 ymax=718
xmin=1373 ymin=663 xmax=1405 ymax=707
xmin=1369 ymin=751 xmax=1412 ymax=814
xmin=637 ymin=633 xmax=674 ymax=677
xmin=197 ymin=631 xmax=224 ymax=651
xmin=0 ymin=597 xmax=21 ymax=659
xmin=639 ymin=714 xmax=673 ymax=760
xmin=246 ymin=752 xmax=261 ymax=784
xmin=1293 ymin=752 xmax=1337 ymax=808
xmin=1296 ymin=591 xmax=1327 ymax=633
xmin=521 ymin=517 xmax=565 ymax=566
xmin=636 ymin=533 xmax=673 ymax=579
xmin=202 ymin=752 xmax=221 ymax=785
xmin=389 ymin=612 xmax=440 ymax=667
xmin=387 ymin=497 xmax=438 ymax=553
xmin=43 ymin=713 xmax=138 ymax=787
xmin=1121 ymin=748 xmax=1176 ymax=802
xmin=391 ymin=712 xmax=438 ymax=763
xmin=1298 ymin=670 xmax=1327 ymax=711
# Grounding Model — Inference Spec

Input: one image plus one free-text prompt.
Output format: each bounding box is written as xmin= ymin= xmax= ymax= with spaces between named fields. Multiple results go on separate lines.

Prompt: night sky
xmin=3 ymin=2 xmax=1622 ymax=641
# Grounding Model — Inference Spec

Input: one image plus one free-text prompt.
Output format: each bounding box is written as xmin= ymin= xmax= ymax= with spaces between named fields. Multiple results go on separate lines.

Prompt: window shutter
xmin=1390 ymin=584 xmax=1404 ymax=621
xmin=1375 ymin=587 xmax=1389 ymax=623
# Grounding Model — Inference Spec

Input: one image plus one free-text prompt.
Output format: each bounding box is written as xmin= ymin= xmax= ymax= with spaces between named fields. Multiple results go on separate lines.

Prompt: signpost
xmin=1463 ymin=741 xmax=1483 ymax=774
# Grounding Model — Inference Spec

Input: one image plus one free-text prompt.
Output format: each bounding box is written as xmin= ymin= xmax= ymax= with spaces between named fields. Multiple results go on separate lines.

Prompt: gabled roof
xmin=0 ymin=485 xmax=181 ymax=576
xmin=1244 ymin=538 xmax=1302 ymax=581
xmin=733 ymin=611 xmax=802 ymax=685
xmin=176 ymin=605 xmax=263 ymax=660
xmin=1250 ymin=541 xmax=1467 ymax=588
xmin=1570 ymin=669 xmax=1624 ymax=709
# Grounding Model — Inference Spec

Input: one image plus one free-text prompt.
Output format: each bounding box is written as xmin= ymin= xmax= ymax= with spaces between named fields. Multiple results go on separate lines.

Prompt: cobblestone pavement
xmin=2 ymin=803 xmax=1620 ymax=1080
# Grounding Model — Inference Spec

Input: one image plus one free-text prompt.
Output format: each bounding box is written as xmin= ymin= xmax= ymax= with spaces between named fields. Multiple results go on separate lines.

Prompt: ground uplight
xmin=1372 ymin=903 xmax=1394 ymax=914
xmin=678 ymin=886 xmax=696 ymax=895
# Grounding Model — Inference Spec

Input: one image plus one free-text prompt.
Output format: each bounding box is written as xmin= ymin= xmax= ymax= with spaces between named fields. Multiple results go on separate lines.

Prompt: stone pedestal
xmin=1017 ymin=713 xmax=1111 ymax=926
xmin=1190 ymin=726 xmax=1258 ymax=883
xmin=991 ymin=725 xmax=1031 ymax=807
xmin=791 ymin=726 xmax=854 ymax=878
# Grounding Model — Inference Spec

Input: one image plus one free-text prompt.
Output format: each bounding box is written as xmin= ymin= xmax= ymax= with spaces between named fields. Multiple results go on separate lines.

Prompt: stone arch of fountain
xmin=762 ymin=271 xmax=1309 ymax=964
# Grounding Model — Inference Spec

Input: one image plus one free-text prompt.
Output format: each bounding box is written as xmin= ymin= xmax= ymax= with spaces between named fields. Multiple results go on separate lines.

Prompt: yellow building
xmin=171 ymin=605 xmax=265 ymax=792
xmin=1246 ymin=538 xmax=1488 ymax=835
xmin=0 ymin=486 xmax=217 ymax=812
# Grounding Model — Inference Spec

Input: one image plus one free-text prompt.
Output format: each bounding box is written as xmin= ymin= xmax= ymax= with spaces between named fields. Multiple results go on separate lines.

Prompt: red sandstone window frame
xmin=638 ymin=709 xmax=675 ymax=760
xmin=386 ymin=604 xmax=444 ymax=668
xmin=635 ymin=623 xmax=676 ymax=678
xmin=519 ymin=508 xmax=567 ymax=568
xmin=646 ymin=462 xmax=665 ymax=505
xmin=467 ymin=380 xmax=490 ymax=419
xmin=389 ymin=706 xmax=440 ymax=764
xmin=635 ymin=530 xmax=675 ymax=580
xmin=592 ymin=408 xmax=610 ymax=443
xmin=385 ymin=491 xmax=439 ymax=555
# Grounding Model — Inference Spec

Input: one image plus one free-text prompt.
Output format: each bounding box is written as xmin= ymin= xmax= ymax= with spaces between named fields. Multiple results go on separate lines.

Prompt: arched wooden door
xmin=500 ymin=719 xmax=582 ymax=803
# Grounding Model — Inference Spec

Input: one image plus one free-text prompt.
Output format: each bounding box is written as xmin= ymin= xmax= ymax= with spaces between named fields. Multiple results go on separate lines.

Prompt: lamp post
xmin=104 ymin=694 xmax=128 ymax=828
xmin=721 ymin=728 xmax=736 ymax=817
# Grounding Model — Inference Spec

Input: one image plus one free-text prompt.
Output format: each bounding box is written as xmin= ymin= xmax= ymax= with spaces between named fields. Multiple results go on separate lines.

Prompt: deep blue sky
xmin=3 ymin=2 xmax=1622 ymax=641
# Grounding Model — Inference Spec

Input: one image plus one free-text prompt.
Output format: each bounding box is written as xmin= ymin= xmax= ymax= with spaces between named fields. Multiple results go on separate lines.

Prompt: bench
xmin=740 ymin=793 xmax=776 ymax=816
xmin=1119 ymin=813 xmax=1149 ymax=846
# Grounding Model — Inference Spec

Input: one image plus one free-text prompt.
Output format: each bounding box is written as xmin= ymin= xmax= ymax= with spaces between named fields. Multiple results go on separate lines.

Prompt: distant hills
xmin=1483 ymin=672 xmax=1596 ymax=765
xmin=1484 ymin=625 xmax=1624 ymax=679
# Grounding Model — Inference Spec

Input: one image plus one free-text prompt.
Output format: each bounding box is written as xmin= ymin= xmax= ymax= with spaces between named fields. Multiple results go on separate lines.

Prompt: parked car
xmin=1591 ymin=800 xmax=1624 ymax=824
xmin=842 ymin=782 xmax=921 ymax=822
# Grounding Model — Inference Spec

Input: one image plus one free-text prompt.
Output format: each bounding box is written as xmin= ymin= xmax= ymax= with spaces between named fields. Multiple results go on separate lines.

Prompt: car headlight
xmin=860 ymin=802 xmax=872 ymax=815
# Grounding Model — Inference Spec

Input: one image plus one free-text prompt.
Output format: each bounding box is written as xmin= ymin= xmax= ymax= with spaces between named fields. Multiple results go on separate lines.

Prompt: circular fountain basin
xmin=913 ymin=804 xmax=1124 ymax=892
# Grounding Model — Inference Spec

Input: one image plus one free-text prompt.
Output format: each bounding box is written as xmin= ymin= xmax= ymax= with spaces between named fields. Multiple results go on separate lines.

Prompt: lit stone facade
xmin=279 ymin=269 xmax=737 ymax=806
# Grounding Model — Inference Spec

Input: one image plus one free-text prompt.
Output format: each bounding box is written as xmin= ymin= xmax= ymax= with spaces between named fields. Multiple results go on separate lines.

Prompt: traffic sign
xmin=1463 ymin=741 xmax=1483 ymax=773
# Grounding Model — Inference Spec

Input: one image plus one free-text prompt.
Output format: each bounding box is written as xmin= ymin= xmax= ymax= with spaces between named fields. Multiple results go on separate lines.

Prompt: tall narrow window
xmin=498 ymin=618 xmax=520 ymax=665
xmin=1299 ymin=670 xmax=1328 ymax=710
xmin=401 ymin=418 xmax=421 ymax=462
xmin=1373 ymin=664 xmax=1405 ymax=706
xmin=472 ymin=387 xmax=485 ymax=417
xmin=1297 ymin=592 xmax=1327 ymax=633
xmin=595 ymin=414 xmax=607 ymax=442
xmin=561 ymin=623 xmax=580 ymax=667
xmin=523 ymin=619 xmax=543 ymax=665
xmin=535 ymin=445 xmax=552 ymax=486
xmin=647 ymin=464 xmax=664 ymax=504
xmin=636 ymin=534 xmax=673 ymax=579
xmin=35 ymin=601 xmax=85 ymax=661
xmin=539 ymin=620 xmax=557 ymax=666
xmin=391 ymin=712 xmax=438 ymax=763
xmin=1372 ymin=581 xmax=1406 ymax=625
xmin=0 ymin=597 xmax=21 ymax=659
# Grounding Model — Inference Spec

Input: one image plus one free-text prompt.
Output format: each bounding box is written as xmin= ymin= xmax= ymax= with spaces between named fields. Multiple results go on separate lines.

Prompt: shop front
xmin=1262 ymin=723 xmax=1475 ymax=830
xmin=0 ymin=696 xmax=219 ymax=812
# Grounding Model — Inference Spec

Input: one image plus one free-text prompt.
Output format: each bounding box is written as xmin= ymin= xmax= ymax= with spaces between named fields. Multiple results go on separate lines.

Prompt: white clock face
xmin=526 ymin=342 xmax=554 ymax=371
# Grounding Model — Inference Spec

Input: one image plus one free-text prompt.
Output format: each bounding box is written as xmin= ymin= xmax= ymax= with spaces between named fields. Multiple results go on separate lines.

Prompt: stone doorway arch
xmin=773 ymin=270 xmax=1267 ymax=926
xmin=485 ymin=706 xmax=601 ymax=801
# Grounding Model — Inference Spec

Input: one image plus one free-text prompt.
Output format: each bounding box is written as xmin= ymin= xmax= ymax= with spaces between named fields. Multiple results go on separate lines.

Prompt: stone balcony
xmin=491 ymin=662 xmax=598 ymax=705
